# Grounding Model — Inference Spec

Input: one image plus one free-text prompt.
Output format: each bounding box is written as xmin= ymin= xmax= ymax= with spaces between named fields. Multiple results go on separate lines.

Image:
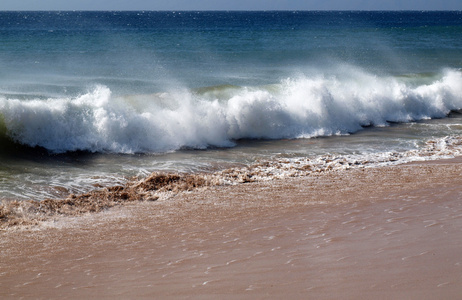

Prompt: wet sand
xmin=1 ymin=158 xmax=462 ymax=299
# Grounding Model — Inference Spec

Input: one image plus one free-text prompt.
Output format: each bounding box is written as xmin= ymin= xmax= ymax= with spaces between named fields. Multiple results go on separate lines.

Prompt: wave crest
xmin=0 ymin=68 xmax=461 ymax=154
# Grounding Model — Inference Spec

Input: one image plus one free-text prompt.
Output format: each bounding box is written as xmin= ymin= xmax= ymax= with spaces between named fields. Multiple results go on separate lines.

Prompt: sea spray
xmin=1 ymin=69 xmax=461 ymax=154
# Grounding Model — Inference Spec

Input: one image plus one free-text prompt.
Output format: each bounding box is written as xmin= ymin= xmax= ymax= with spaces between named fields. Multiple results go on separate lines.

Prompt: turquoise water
xmin=0 ymin=11 xmax=462 ymax=200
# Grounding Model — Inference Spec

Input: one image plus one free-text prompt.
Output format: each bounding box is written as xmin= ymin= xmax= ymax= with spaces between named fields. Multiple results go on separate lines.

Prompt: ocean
xmin=1 ymin=11 xmax=462 ymax=201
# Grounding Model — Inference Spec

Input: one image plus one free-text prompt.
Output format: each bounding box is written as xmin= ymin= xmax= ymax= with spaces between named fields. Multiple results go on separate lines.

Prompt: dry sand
xmin=1 ymin=158 xmax=462 ymax=299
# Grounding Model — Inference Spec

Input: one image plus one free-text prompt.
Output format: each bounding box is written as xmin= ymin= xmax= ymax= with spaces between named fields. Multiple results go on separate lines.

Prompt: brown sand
xmin=1 ymin=158 xmax=462 ymax=299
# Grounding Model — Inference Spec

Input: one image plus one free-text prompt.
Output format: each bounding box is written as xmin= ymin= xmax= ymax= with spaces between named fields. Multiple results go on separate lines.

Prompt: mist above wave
xmin=0 ymin=68 xmax=461 ymax=154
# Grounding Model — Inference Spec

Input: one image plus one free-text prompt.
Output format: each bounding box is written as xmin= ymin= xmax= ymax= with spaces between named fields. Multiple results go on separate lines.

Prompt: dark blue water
xmin=1 ymin=11 xmax=461 ymax=95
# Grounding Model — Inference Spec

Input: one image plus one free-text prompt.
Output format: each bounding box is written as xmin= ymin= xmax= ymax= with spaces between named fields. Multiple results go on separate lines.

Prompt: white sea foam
xmin=214 ymin=135 xmax=462 ymax=185
xmin=0 ymin=68 xmax=461 ymax=154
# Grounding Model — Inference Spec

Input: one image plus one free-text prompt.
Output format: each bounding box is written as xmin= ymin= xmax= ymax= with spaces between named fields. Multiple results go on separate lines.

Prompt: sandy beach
xmin=1 ymin=157 xmax=462 ymax=299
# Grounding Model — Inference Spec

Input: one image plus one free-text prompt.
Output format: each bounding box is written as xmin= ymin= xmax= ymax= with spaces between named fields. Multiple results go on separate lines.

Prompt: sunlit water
xmin=0 ymin=11 xmax=461 ymax=200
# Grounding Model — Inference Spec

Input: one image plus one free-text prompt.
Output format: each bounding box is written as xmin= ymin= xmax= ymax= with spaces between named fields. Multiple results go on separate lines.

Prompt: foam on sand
xmin=2 ymin=135 xmax=462 ymax=229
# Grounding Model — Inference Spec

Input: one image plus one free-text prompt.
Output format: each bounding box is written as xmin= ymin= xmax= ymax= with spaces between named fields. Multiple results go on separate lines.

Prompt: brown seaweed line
xmin=2 ymin=135 xmax=461 ymax=229
xmin=0 ymin=172 xmax=209 ymax=229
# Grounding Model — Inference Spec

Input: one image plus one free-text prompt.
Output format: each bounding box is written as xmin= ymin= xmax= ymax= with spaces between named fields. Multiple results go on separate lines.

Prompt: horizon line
xmin=0 ymin=9 xmax=461 ymax=12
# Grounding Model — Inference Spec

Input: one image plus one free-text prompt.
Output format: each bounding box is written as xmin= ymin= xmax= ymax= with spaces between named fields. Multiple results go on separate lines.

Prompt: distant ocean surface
xmin=1 ymin=11 xmax=462 ymax=200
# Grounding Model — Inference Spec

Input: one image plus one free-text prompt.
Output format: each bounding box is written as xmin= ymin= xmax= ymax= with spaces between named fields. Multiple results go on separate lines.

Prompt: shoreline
xmin=1 ymin=156 xmax=462 ymax=298
xmin=2 ymin=135 xmax=462 ymax=230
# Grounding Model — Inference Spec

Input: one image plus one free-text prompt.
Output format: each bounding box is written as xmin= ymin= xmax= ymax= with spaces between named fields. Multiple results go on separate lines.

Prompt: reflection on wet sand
xmin=1 ymin=158 xmax=462 ymax=299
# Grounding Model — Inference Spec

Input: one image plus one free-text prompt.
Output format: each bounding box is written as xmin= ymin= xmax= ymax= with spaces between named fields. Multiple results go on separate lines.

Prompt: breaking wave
xmin=1 ymin=68 xmax=461 ymax=154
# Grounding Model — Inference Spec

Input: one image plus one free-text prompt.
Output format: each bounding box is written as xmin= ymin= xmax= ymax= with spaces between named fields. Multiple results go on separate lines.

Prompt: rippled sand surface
xmin=1 ymin=158 xmax=462 ymax=299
